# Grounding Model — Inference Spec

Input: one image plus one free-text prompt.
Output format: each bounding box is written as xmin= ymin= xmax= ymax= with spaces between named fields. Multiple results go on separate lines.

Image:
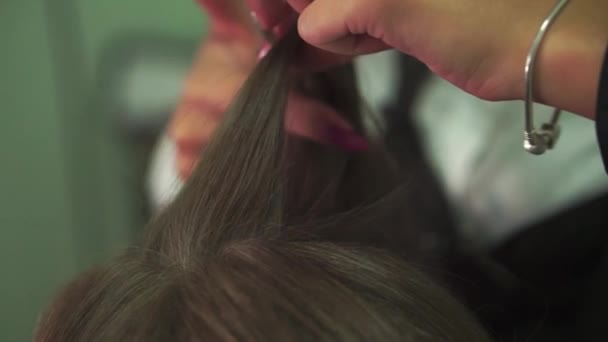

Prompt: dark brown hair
xmin=36 ymin=32 xmax=491 ymax=341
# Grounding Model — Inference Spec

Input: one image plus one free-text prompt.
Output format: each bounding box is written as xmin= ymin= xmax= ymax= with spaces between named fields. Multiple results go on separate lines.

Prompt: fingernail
xmin=251 ymin=10 xmax=277 ymax=43
xmin=272 ymin=11 xmax=298 ymax=40
xmin=326 ymin=126 xmax=369 ymax=152
xmin=258 ymin=42 xmax=272 ymax=61
xmin=249 ymin=10 xmax=263 ymax=28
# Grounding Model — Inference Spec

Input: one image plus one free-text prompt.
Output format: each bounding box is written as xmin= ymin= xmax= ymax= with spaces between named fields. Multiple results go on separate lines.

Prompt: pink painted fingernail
xmin=251 ymin=10 xmax=277 ymax=44
xmin=272 ymin=10 xmax=298 ymax=40
xmin=326 ymin=126 xmax=370 ymax=152
xmin=249 ymin=10 xmax=265 ymax=28
xmin=258 ymin=42 xmax=272 ymax=61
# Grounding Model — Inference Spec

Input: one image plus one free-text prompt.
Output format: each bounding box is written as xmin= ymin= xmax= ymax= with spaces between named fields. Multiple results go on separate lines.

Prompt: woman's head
xmin=38 ymin=243 xmax=487 ymax=341
xmin=36 ymin=32 xmax=490 ymax=341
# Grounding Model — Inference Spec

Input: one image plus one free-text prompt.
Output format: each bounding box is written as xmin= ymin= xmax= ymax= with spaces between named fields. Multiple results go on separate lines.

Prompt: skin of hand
xmin=250 ymin=0 xmax=608 ymax=118
xmin=170 ymin=0 xmax=368 ymax=180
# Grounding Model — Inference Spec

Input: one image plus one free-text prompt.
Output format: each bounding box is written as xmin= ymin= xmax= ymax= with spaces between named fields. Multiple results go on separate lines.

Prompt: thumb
xmin=297 ymin=0 xmax=390 ymax=56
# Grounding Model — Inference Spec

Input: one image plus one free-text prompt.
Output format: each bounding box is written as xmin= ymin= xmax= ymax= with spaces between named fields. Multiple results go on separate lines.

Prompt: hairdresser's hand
xmin=252 ymin=0 xmax=608 ymax=117
xmin=169 ymin=0 xmax=367 ymax=180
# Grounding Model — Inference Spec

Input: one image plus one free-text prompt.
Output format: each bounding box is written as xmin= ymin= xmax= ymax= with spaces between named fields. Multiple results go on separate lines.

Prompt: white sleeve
xmin=146 ymin=133 xmax=184 ymax=212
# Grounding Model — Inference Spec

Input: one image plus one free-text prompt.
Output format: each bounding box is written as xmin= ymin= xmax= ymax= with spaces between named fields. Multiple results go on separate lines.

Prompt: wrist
xmin=530 ymin=0 xmax=608 ymax=118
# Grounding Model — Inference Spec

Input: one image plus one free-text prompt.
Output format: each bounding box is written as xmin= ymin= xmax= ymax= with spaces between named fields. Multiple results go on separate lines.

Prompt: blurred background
xmin=0 ymin=1 xmax=206 ymax=340
xmin=2 ymin=1 xmax=608 ymax=341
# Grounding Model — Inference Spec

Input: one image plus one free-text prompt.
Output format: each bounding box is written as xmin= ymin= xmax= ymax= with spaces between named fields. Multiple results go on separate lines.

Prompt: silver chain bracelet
xmin=523 ymin=0 xmax=571 ymax=155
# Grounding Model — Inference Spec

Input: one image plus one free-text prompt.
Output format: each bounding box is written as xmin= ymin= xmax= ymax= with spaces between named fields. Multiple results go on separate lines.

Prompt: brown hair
xmin=36 ymin=32 xmax=491 ymax=341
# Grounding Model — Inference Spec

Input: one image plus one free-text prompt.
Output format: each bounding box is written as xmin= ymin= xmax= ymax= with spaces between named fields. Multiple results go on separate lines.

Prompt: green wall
xmin=0 ymin=1 xmax=205 ymax=340
xmin=0 ymin=3 xmax=78 ymax=339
